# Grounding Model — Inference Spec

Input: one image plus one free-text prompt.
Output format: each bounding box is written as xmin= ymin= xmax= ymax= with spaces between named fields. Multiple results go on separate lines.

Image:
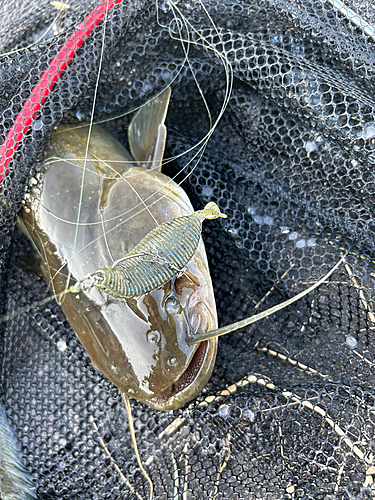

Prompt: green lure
xmin=92 ymin=202 xmax=227 ymax=298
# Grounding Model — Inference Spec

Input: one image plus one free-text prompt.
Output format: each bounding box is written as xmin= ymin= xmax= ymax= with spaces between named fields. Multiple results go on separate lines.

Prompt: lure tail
xmin=197 ymin=202 xmax=227 ymax=220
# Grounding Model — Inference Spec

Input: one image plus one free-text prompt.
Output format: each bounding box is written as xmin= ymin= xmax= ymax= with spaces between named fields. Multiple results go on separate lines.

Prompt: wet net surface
xmin=1 ymin=0 xmax=375 ymax=498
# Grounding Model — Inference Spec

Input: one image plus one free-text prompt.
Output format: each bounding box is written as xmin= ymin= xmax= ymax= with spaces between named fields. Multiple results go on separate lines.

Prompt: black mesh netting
xmin=1 ymin=0 xmax=375 ymax=498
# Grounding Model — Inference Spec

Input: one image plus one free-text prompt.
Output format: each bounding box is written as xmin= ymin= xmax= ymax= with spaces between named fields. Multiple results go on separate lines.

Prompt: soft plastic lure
xmin=89 ymin=202 xmax=227 ymax=298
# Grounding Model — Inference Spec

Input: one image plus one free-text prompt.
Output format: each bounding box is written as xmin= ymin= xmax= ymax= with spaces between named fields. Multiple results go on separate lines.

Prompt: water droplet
xmin=325 ymin=116 xmax=336 ymax=127
xmin=59 ymin=437 xmax=67 ymax=447
xmin=263 ymin=216 xmax=274 ymax=225
xmin=247 ymin=206 xmax=257 ymax=215
xmin=76 ymin=111 xmax=85 ymax=121
xmin=307 ymin=238 xmax=316 ymax=247
xmin=345 ymin=335 xmax=357 ymax=348
xmin=305 ymin=140 xmax=317 ymax=153
xmin=288 ymin=232 xmax=298 ymax=240
xmin=160 ymin=1 xmax=169 ymax=11
xmin=202 ymin=186 xmax=213 ymax=197
xmin=296 ymin=239 xmax=306 ymax=248
xmin=56 ymin=340 xmax=67 ymax=352
xmin=217 ymin=404 xmax=230 ymax=418
xmin=162 ymin=69 xmax=171 ymax=79
xmin=33 ymin=120 xmax=43 ymax=131
xmin=310 ymin=94 xmax=321 ymax=106
xmin=165 ymin=296 xmax=180 ymax=314
xmin=143 ymin=82 xmax=153 ymax=94
xmin=254 ymin=215 xmax=263 ymax=224
xmin=168 ymin=357 xmax=178 ymax=367
xmin=147 ymin=331 xmax=160 ymax=343
xmin=242 ymin=409 xmax=255 ymax=422
xmin=364 ymin=123 xmax=375 ymax=140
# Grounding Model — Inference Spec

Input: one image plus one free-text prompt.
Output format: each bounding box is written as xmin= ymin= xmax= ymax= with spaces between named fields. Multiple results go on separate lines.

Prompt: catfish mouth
xmin=143 ymin=338 xmax=217 ymax=411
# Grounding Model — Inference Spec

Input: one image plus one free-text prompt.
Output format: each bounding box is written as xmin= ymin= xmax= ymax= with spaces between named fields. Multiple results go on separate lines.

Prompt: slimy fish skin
xmin=0 ymin=401 xmax=37 ymax=500
xmin=19 ymin=88 xmax=221 ymax=410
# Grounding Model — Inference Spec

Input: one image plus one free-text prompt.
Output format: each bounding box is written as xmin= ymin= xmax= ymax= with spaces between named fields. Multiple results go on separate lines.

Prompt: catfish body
xmin=19 ymin=90 xmax=218 ymax=410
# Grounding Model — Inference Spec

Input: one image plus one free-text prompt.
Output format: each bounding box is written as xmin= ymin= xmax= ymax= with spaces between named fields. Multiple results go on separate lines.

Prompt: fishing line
xmin=66 ymin=1 xmax=110 ymax=300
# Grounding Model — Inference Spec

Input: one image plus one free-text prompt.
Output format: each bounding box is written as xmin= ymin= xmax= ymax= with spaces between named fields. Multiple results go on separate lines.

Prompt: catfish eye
xmin=165 ymin=296 xmax=180 ymax=314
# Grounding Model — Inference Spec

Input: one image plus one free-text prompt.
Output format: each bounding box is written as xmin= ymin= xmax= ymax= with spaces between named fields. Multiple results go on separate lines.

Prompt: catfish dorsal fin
xmin=128 ymin=87 xmax=171 ymax=172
